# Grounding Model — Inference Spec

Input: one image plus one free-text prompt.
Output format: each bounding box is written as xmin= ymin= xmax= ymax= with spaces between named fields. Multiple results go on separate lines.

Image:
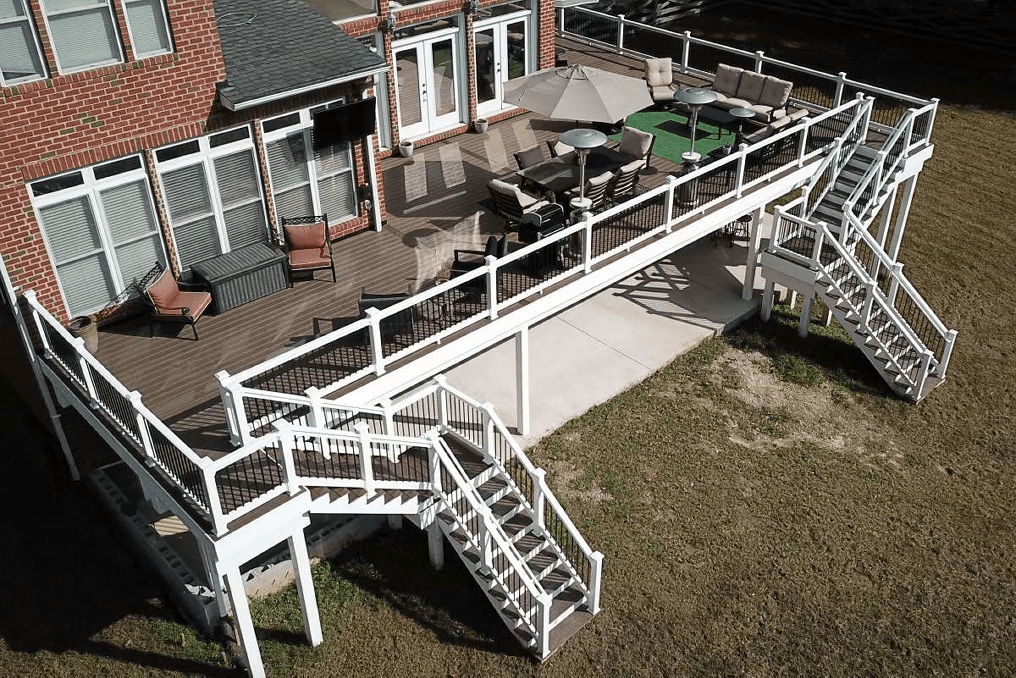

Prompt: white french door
xmin=474 ymin=13 xmax=530 ymax=119
xmin=393 ymin=31 xmax=460 ymax=140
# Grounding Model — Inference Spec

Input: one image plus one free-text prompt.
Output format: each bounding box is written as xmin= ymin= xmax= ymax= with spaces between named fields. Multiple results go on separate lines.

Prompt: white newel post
xmin=129 ymin=391 xmax=156 ymax=464
xmin=483 ymin=405 xmax=496 ymax=460
xmin=287 ymin=530 xmax=323 ymax=646
xmin=437 ymin=381 xmax=449 ymax=430
xmin=861 ymin=281 xmax=878 ymax=330
xmin=380 ymin=397 xmax=395 ymax=435
xmin=753 ymin=50 xmax=764 ymax=73
xmin=354 ymin=422 xmax=375 ymax=493
xmin=531 ymin=468 xmax=546 ymax=530
xmin=515 ymin=327 xmax=530 ymax=436
xmin=916 ymin=349 xmax=934 ymax=397
xmin=939 ymin=329 xmax=958 ymax=377
xmin=616 ymin=15 xmax=625 ymax=53
xmin=537 ymin=593 xmax=552 ymax=658
xmin=582 ymin=217 xmax=593 ymax=274
xmin=761 ymin=280 xmax=776 ymax=322
xmin=305 ymin=386 xmax=324 ymax=428
xmin=204 ymin=464 xmax=228 ymax=536
xmin=478 ymin=517 xmax=492 ymax=574
xmin=887 ymin=263 xmax=904 ymax=305
xmin=365 ymin=307 xmax=385 ymax=375
xmin=223 ymin=567 xmax=266 ymax=678
xmin=428 ymin=442 xmax=442 ymax=494
xmin=735 ymin=144 xmax=747 ymax=197
xmin=833 ymin=72 xmax=847 ymax=108
xmin=75 ymin=339 xmax=98 ymax=402
xmin=588 ymin=551 xmax=604 ymax=614
xmin=681 ymin=31 xmax=691 ymax=72
xmin=797 ymin=294 xmax=813 ymax=338
xmin=663 ymin=175 xmax=677 ymax=230
xmin=274 ymin=421 xmax=298 ymax=495
xmin=486 ymin=255 xmax=499 ymax=320
xmin=215 ymin=370 xmax=245 ymax=446
xmin=742 ymin=206 xmax=764 ymax=301
xmin=810 ymin=226 xmax=826 ymax=267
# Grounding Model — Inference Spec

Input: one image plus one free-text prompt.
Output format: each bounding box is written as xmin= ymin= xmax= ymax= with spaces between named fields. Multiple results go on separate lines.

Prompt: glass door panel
xmin=474 ymin=16 xmax=530 ymax=118
xmin=395 ymin=46 xmax=424 ymax=133
xmin=430 ymin=38 xmax=458 ymax=124
xmin=394 ymin=33 xmax=460 ymax=140
xmin=475 ymin=28 xmax=496 ymax=109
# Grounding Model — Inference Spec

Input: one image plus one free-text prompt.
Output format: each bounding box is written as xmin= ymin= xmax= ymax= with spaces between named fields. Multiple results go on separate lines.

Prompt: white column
xmin=287 ymin=531 xmax=323 ymax=647
xmin=888 ymin=175 xmax=918 ymax=262
xmin=797 ymin=295 xmax=813 ymax=338
xmin=761 ymin=280 xmax=775 ymax=322
xmin=515 ymin=327 xmax=530 ymax=436
xmin=224 ymin=567 xmax=266 ymax=678
xmin=428 ymin=521 xmax=445 ymax=570
xmin=742 ymin=207 xmax=764 ymax=301
xmin=196 ymin=540 xmax=228 ymax=618
xmin=387 ymin=515 xmax=404 ymax=530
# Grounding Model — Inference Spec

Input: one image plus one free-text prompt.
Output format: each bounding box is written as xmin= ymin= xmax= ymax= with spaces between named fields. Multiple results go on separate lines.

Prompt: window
xmin=0 ymin=0 xmax=47 ymax=85
xmin=262 ymin=104 xmax=358 ymax=226
xmin=122 ymin=0 xmax=172 ymax=57
xmin=155 ymin=126 xmax=269 ymax=272
xmin=30 ymin=155 xmax=167 ymax=318
xmin=39 ymin=0 xmax=123 ymax=73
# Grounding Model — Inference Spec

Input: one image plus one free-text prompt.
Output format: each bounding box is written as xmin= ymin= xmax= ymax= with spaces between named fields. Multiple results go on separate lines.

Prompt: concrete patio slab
xmin=443 ymin=225 xmax=774 ymax=448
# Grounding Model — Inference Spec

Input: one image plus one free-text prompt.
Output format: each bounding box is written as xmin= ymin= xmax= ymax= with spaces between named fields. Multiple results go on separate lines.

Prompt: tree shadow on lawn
xmin=0 ymin=378 xmax=239 ymax=676
xmin=329 ymin=526 xmax=532 ymax=659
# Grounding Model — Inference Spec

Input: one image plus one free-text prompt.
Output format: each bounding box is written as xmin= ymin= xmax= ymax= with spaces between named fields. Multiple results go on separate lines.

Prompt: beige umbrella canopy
xmin=502 ymin=64 xmax=654 ymax=124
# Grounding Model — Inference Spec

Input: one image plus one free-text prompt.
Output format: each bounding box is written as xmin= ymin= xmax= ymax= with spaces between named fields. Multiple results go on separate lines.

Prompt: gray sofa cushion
xmin=735 ymin=71 xmax=767 ymax=103
xmin=759 ymin=76 xmax=793 ymax=109
xmin=713 ymin=63 xmax=742 ymax=96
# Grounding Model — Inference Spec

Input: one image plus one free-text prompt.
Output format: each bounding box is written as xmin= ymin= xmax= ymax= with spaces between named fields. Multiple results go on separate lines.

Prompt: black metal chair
xmin=565 ymin=170 xmax=613 ymax=214
xmin=607 ymin=159 xmax=645 ymax=207
xmin=135 ymin=262 xmax=212 ymax=340
xmin=281 ymin=214 xmax=335 ymax=284
xmin=486 ymin=179 xmax=551 ymax=229
xmin=357 ymin=288 xmax=415 ymax=343
xmin=513 ymin=146 xmax=545 ymax=170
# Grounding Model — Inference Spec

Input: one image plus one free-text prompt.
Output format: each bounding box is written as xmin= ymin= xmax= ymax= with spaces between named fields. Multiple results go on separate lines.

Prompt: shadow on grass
xmin=329 ymin=527 xmax=532 ymax=660
xmin=0 ymin=378 xmax=238 ymax=676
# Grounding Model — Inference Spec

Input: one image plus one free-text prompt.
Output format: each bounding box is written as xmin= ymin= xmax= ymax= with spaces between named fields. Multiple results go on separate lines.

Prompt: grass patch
xmin=773 ymin=354 xmax=824 ymax=386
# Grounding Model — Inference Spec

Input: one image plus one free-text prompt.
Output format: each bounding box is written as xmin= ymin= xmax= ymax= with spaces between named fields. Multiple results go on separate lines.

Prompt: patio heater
xmin=559 ymin=127 xmax=607 ymax=218
xmin=672 ymin=87 xmax=719 ymax=164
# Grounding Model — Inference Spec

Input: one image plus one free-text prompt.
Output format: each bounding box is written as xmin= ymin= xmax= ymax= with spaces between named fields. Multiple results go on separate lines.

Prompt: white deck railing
xmin=219 ymin=97 xmax=869 ymax=446
xmin=558 ymin=6 xmax=938 ymax=137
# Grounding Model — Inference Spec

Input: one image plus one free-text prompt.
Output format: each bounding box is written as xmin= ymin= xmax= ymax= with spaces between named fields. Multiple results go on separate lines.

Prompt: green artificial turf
xmin=613 ymin=110 xmax=735 ymax=164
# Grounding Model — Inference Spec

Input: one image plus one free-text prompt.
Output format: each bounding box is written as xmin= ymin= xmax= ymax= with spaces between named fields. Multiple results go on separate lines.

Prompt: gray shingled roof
xmin=214 ymin=0 xmax=387 ymax=110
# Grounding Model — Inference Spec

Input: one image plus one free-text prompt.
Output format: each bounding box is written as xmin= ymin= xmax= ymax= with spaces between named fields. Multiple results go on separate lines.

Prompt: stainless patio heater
xmin=672 ymin=87 xmax=719 ymax=163
xmin=559 ymin=127 xmax=607 ymax=216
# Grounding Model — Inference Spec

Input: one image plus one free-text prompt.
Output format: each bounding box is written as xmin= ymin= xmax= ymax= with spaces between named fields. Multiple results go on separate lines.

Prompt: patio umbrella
xmin=502 ymin=64 xmax=653 ymax=124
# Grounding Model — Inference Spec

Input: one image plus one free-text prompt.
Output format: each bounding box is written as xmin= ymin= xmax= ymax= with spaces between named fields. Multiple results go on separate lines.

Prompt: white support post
xmin=788 ymin=289 xmax=798 ymax=311
xmin=287 ymin=531 xmax=323 ymax=647
xmin=129 ymin=391 xmax=156 ymax=465
xmin=478 ymin=518 xmax=492 ymax=574
xmin=798 ymin=294 xmax=813 ymax=338
xmin=515 ymin=327 xmax=530 ymax=436
xmin=681 ymin=31 xmax=691 ymax=72
xmin=531 ymin=468 xmax=546 ymax=530
xmin=734 ymin=143 xmax=747 ymax=197
xmin=428 ymin=443 xmax=442 ymax=494
xmin=365 ymin=307 xmax=386 ymax=375
xmin=753 ymin=50 xmax=764 ymax=73
xmin=486 ymin=255 xmax=499 ymax=320
xmin=436 ymin=376 xmax=449 ymax=429
xmin=742 ymin=206 xmax=764 ymax=301
xmin=939 ymin=329 xmax=958 ymax=376
xmin=582 ymin=216 xmax=593 ymax=274
xmin=223 ymin=567 xmax=266 ymax=678
xmin=482 ymin=404 xmax=496 ymax=459
xmin=761 ymin=280 xmax=776 ymax=322
xmin=872 ymin=186 xmax=897 ymax=280
xmin=195 ymin=539 xmax=228 ymax=618
xmin=388 ymin=514 xmax=403 ymax=530
xmin=76 ymin=341 xmax=99 ymax=403
xmin=380 ymin=397 xmax=395 ymax=436
xmin=887 ymin=262 xmax=904 ymax=306
xmin=888 ymin=175 xmax=918 ymax=262
xmin=275 ymin=421 xmax=298 ymax=495
xmin=427 ymin=521 xmax=445 ymax=570
xmin=616 ymin=15 xmax=625 ymax=53
xmin=537 ymin=593 xmax=552 ymax=659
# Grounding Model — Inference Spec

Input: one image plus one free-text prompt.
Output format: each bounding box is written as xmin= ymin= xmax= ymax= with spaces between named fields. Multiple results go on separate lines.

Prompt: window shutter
xmin=124 ymin=0 xmax=171 ymax=56
xmin=46 ymin=8 xmax=120 ymax=71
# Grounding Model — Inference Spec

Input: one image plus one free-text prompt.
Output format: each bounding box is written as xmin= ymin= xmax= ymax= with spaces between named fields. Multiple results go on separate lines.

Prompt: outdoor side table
xmin=191 ymin=242 xmax=288 ymax=314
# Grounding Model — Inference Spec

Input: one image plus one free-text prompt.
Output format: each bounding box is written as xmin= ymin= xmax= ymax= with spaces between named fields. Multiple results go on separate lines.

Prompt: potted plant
xmin=68 ymin=314 xmax=99 ymax=353
xmin=398 ymin=140 xmax=414 ymax=158
xmin=473 ymin=118 xmax=489 ymax=134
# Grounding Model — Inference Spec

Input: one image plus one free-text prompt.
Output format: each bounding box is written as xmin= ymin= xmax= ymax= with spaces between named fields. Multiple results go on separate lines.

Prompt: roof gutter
xmin=219 ymin=64 xmax=391 ymax=112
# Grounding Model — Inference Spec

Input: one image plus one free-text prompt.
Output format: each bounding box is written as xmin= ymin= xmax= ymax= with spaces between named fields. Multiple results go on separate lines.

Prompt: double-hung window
xmin=122 ymin=0 xmax=172 ymax=58
xmin=261 ymin=103 xmax=358 ymax=225
xmin=39 ymin=0 xmax=123 ymax=73
xmin=0 ymin=0 xmax=47 ymax=85
xmin=155 ymin=126 xmax=269 ymax=273
xmin=30 ymin=156 xmax=166 ymax=318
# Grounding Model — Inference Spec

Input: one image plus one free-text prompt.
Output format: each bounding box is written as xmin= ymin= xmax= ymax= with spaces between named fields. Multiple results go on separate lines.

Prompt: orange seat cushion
xmin=173 ymin=290 xmax=212 ymax=317
xmin=145 ymin=269 xmax=181 ymax=311
xmin=289 ymin=249 xmax=331 ymax=269
xmin=285 ymin=223 xmax=327 ymax=250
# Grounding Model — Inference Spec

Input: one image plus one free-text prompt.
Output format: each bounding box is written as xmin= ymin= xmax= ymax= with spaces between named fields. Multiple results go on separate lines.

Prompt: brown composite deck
xmin=85 ymin=39 xmax=853 ymax=457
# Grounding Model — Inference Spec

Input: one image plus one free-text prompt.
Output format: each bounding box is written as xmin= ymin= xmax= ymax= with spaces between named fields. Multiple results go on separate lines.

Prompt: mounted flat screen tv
xmin=312 ymin=98 xmax=377 ymax=150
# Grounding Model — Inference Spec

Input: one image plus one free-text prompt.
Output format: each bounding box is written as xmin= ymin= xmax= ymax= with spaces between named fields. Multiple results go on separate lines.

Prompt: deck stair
xmin=761 ymin=115 xmax=957 ymax=402
xmin=270 ymin=381 xmax=602 ymax=659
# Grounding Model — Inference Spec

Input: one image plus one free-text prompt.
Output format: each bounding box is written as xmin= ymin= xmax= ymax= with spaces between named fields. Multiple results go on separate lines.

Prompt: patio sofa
xmin=704 ymin=64 xmax=800 ymax=123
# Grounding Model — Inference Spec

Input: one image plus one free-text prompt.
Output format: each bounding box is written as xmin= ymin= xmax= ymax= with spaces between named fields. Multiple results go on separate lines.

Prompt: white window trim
xmin=0 ymin=0 xmax=48 ymax=86
xmin=29 ymin=155 xmax=165 ymax=318
xmin=155 ymin=125 xmax=270 ymax=269
xmin=261 ymin=102 xmax=360 ymax=225
xmin=121 ymin=0 xmax=173 ymax=59
xmin=38 ymin=0 xmax=125 ymax=74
